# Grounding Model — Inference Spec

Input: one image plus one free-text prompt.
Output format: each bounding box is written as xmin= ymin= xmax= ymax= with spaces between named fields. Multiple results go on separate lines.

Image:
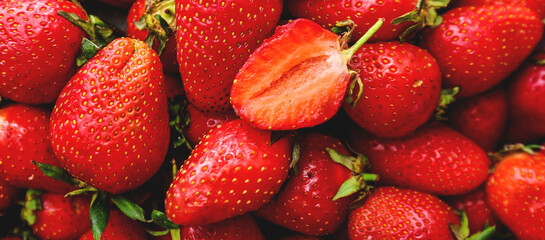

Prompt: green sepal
xmin=450 ymin=210 xmax=496 ymax=240
xmin=21 ymin=189 xmax=43 ymax=226
xmin=289 ymin=142 xmax=301 ymax=175
xmin=90 ymin=191 xmax=110 ymax=240
xmin=151 ymin=210 xmax=180 ymax=229
xmin=22 ymin=230 xmax=39 ymax=240
xmin=135 ymin=0 xmax=176 ymax=55
xmin=326 ymin=147 xmax=364 ymax=173
xmin=31 ymin=161 xmax=89 ymax=188
xmin=499 ymin=143 xmax=543 ymax=155
xmin=435 ymin=86 xmax=460 ymax=120
xmin=111 ymin=195 xmax=149 ymax=222
xmin=326 ymin=148 xmax=377 ymax=201
xmin=392 ymin=0 xmax=450 ymax=41
xmin=344 ymin=70 xmax=364 ymax=108
xmin=146 ymin=228 xmax=170 ymax=236
xmin=77 ymin=38 xmax=100 ymax=67
xmin=65 ymin=186 xmax=99 ymax=197
xmin=333 ymin=176 xmax=360 ymax=200
xmin=170 ymin=228 xmax=182 ymax=240
xmin=168 ymin=99 xmax=192 ymax=150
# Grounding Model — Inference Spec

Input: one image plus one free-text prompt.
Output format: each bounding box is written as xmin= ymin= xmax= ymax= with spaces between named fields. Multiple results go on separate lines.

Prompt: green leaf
xmin=145 ymin=228 xmax=170 ymax=237
xmin=326 ymin=147 xmax=362 ymax=173
xmin=111 ymin=195 xmax=148 ymax=222
xmin=289 ymin=143 xmax=301 ymax=175
xmin=170 ymin=228 xmax=181 ymax=240
xmin=90 ymin=191 xmax=110 ymax=240
xmin=332 ymin=176 xmax=361 ymax=201
xmin=470 ymin=225 xmax=496 ymax=240
xmin=21 ymin=189 xmax=43 ymax=226
xmin=77 ymin=38 xmax=100 ymax=66
xmin=31 ymin=161 xmax=88 ymax=188
xmin=151 ymin=210 xmax=179 ymax=229
xmin=65 ymin=186 xmax=99 ymax=197
xmin=435 ymin=86 xmax=460 ymax=120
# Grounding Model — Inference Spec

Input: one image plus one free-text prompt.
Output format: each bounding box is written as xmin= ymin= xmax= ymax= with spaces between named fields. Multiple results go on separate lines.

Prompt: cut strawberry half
xmin=230 ymin=18 xmax=383 ymax=130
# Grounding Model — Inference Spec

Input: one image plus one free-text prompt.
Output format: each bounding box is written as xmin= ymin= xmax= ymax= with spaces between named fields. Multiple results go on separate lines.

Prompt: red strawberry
xmin=256 ymin=133 xmax=371 ymax=236
xmin=164 ymin=74 xmax=185 ymax=99
xmin=348 ymin=187 xmax=459 ymax=239
xmin=452 ymin=0 xmax=545 ymax=18
xmin=30 ymin=193 xmax=91 ymax=240
xmin=0 ymin=0 xmax=87 ymax=104
xmin=486 ymin=151 xmax=545 ymax=240
xmin=182 ymin=104 xmax=238 ymax=146
xmin=0 ymin=104 xmax=74 ymax=193
xmin=50 ymin=38 xmax=170 ymax=194
xmin=348 ymin=122 xmax=491 ymax=195
xmin=165 ymin=119 xmax=292 ymax=226
xmin=342 ymin=41 xmax=441 ymax=138
xmin=0 ymin=179 xmax=18 ymax=212
xmin=445 ymin=187 xmax=499 ymax=235
xmin=182 ymin=214 xmax=265 ymax=240
xmin=447 ymin=88 xmax=508 ymax=151
xmin=421 ymin=5 xmax=543 ymax=97
xmin=231 ymin=18 xmax=382 ymax=130
xmin=176 ymin=0 xmax=282 ymax=112
xmin=279 ymin=235 xmax=322 ymax=240
xmin=79 ymin=210 xmax=147 ymax=240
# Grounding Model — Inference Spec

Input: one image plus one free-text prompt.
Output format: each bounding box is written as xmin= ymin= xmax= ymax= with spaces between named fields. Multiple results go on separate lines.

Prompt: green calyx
xmin=435 ymin=86 xmax=460 ymax=120
xmin=135 ymin=0 xmax=176 ymax=55
xmin=20 ymin=189 xmax=43 ymax=226
xmin=450 ymin=211 xmax=496 ymax=240
xmin=392 ymin=0 xmax=450 ymax=41
xmin=169 ymin=98 xmax=192 ymax=150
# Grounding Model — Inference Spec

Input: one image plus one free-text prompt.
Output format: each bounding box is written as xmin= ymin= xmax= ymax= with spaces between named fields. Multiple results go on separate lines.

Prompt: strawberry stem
xmin=341 ymin=18 xmax=384 ymax=63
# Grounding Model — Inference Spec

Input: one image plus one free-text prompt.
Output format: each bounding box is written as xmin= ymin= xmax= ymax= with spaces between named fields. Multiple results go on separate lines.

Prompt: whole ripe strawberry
xmin=176 ymin=0 xmax=282 ymax=112
xmin=0 ymin=0 xmax=87 ymax=104
xmin=445 ymin=187 xmax=498 ymax=235
xmin=30 ymin=193 xmax=91 ymax=240
xmin=182 ymin=104 xmax=238 ymax=146
xmin=348 ymin=122 xmax=490 ymax=195
xmin=348 ymin=187 xmax=459 ymax=239
xmin=342 ymin=41 xmax=441 ymax=138
xmin=165 ymin=119 xmax=292 ymax=226
xmin=447 ymin=88 xmax=508 ymax=151
xmin=0 ymin=104 xmax=74 ymax=193
xmin=421 ymin=5 xmax=543 ymax=97
xmin=50 ymin=38 xmax=170 ymax=194
xmin=452 ymin=0 xmax=545 ymax=18
xmin=256 ymin=133 xmax=362 ymax=236
xmin=486 ymin=151 xmax=545 ymax=240
xmin=79 ymin=210 xmax=147 ymax=240
xmin=182 ymin=214 xmax=265 ymax=240
xmin=0 ymin=179 xmax=18 ymax=211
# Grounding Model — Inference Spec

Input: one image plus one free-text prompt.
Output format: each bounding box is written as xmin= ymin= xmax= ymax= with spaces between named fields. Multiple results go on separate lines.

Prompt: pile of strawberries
xmin=1 ymin=0 xmax=545 ymax=239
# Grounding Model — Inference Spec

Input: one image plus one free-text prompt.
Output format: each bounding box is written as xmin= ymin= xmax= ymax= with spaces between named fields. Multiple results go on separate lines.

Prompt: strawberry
xmin=342 ymin=41 xmax=441 ymax=138
xmin=256 ymin=133 xmax=373 ymax=236
xmin=30 ymin=193 xmax=91 ymax=240
xmin=348 ymin=122 xmax=490 ymax=195
xmin=445 ymin=186 xmax=499 ymax=235
xmin=348 ymin=187 xmax=459 ymax=239
xmin=421 ymin=5 xmax=543 ymax=97
xmin=50 ymin=38 xmax=170 ymax=194
xmin=486 ymin=151 xmax=545 ymax=240
xmin=0 ymin=0 xmax=87 ymax=104
xmin=452 ymin=0 xmax=545 ymax=18
xmin=165 ymin=119 xmax=292 ymax=226
xmin=230 ymin=18 xmax=383 ymax=130
xmin=164 ymin=74 xmax=184 ymax=99
xmin=0 ymin=104 xmax=74 ymax=193
xmin=176 ymin=0 xmax=282 ymax=113
xmin=182 ymin=214 xmax=265 ymax=240
xmin=279 ymin=235 xmax=322 ymax=240
xmin=0 ymin=179 xmax=18 ymax=212
xmin=447 ymin=88 xmax=508 ymax=151
xmin=182 ymin=104 xmax=238 ymax=146
xmin=79 ymin=209 xmax=147 ymax=240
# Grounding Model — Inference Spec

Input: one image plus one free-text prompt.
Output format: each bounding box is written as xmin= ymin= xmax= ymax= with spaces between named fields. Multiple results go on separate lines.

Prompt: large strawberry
xmin=50 ymin=38 xmax=170 ymax=194
xmin=421 ymin=5 xmax=543 ymax=97
xmin=349 ymin=122 xmax=490 ymax=195
xmin=182 ymin=214 xmax=265 ymax=240
xmin=342 ymin=41 xmax=441 ymax=138
xmin=0 ymin=0 xmax=87 ymax=104
xmin=348 ymin=187 xmax=459 ymax=239
xmin=79 ymin=210 xmax=147 ymax=240
xmin=165 ymin=119 xmax=292 ymax=226
xmin=445 ymin=186 xmax=499 ymax=235
xmin=486 ymin=151 xmax=545 ymax=240
xmin=0 ymin=104 xmax=74 ymax=193
xmin=452 ymin=0 xmax=545 ymax=18
xmin=176 ymin=0 xmax=282 ymax=112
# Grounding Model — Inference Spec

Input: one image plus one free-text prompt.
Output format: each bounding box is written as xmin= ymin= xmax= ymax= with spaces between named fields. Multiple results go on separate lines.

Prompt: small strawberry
xmin=165 ymin=119 xmax=292 ymax=226
xmin=79 ymin=209 xmax=147 ymax=240
xmin=50 ymin=38 xmax=170 ymax=194
xmin=231 ymin=18 xmax=383 ymax=130
xmin=342 ymin=41 xmax=441 ymax=138
xmin=0 ymin=0 xmax=87 ymax=104
xmin=182 ymin=104 xmax=238 ymax=146
xmin=0 ymin=104 xmax=74 ymax=193
xmin=182 ymin=214 xmax=265 ymax=240
xmin=486 ymin=151 xmax=545 ymax=240
xmin=348 ymin=122 xmax=490 ymax=195
xmin=452 ymin=0 xmax=545 ymax=18
xmin=176 ymin=0 xmax=282 ymax=112
xmin=0 ymin=179 xmax=18 ymax=212
xmin=445 ymin=187 xmax=499 ymax=235
xmin=421 ymin=5 xmax=543 ymax=97
xmin=348 ymin=187 xmax=459 ymax=239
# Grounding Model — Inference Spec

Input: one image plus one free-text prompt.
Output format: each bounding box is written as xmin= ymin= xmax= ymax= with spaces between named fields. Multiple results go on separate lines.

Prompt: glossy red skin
xmin=348 ymin=187 xmax=459 ymax=240
xmin=421 ymin=5 xmax=543 ymax=97
xmin=445 ymin=187 xmax=498 ymax=234
xmin=342 ymin=42 xmax=441 ymax=138
xmin=183 ymin=104 xmax=238 ymax=146
xmin=452 ymin=0 xmax=545 ymax=18
xmin=256 ymin=133 xmax=354 ymax=236
xmin=447 ymin=88 xmax=508 ymax=151
xmin=505 ymin=61 xmax=545 ymax=142
xmin=127 ymin=0 xmax=179 ymax=74
xmin=165 ymin=119 xmax=292 ymax=226
xmin=0 ymin=0 xmax=87 ymax=104
xmin=288 ymin=0 xmax=417 ymax=42
xmin=486 ymin=152 xmax=545 ymax=240
xmin=79 ymin=210 xmax=147 ymax=240
xmin=176 ymin=0 xmax=282 ymax=112
xmin=349 ymin=122 xmax=490 ymax=195
xmin=182 ymin=214 xmax=265 ymax=240
xmin=0 ymin=104 xmax=74 ymax=194
xmin=231 ymin=19 xmax=350 ymax=130
xmin=0 ymin=179 xmax=17 ymax=211
xmin=32 ymin=193 xmax=91 ymax=240
xmin=50 ymin=38 xmax=170 ymax=194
